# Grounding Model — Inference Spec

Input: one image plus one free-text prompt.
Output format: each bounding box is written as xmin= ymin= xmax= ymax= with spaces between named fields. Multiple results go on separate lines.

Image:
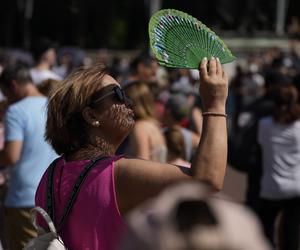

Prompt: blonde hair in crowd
xmin=45 ymin=64 xmax=107 ymax=155
xmin=124 ymin=81 xmax=156 ymax=120
xmin=165 ymin=126 xmax=186 ymax=161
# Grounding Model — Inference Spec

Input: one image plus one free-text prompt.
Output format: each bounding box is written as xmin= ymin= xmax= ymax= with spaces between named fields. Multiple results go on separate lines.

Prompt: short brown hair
xmin=45 ymin=64 xmax=107 ymax=155
xmin=124 ymin=81 xmax=156 ymax=120
xmin=37 ymin=79 xmax=61 ymax=97
xmin=272 ymin=83 xmax=300 ymax=124
xmin=0 ymin=64 xmax=32 ymax=87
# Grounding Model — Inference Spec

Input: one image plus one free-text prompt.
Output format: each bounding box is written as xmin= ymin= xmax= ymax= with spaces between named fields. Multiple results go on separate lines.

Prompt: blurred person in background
xmin=127 ymin=54 xmax=158 ymax=84
xmin=171 ymin=68 xmax=194 ymax=88
xmin=236 ymin=62 xmax=265 ymax=110
xmin=229 ymin=64 xmax=245 ymax=132
xmin=35 ymin=58 xmax=228 ymax=249
xmin=0 ymin=64 xmax=58 ymax=249
xmin=228 ymin=72 xmax=289 ymax=214
xmin=288 ymin=16 xmax=300 ymax=58
xmin=164 ymin=94 xmax=200 ymax=162
xmin=288 ymin=16 xmax=300 ymax=40
xmin=30 ymin=38 xmax=62 ymax=85
xmin=169 ymin=82 xmax=203 ymax=136
xmin=53 ymin=53 xmax=74 ymax=79
xmin=120 ymin=182 xmax=271 ymax=250
xmin=257 ymin=83 xmax=300 ymax=250
xmin=164 ymin=126 xmax=190 ymax=168
xmin=0 ymin=53 xmax=8 ymax=249
xmin=125 ymin=54 xmax=161 ymax=108
xmin=124 ymin=81 xmax=167 ymax=162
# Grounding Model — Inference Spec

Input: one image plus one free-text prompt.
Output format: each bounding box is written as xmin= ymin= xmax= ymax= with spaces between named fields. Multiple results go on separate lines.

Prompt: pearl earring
xmin=94 ymin=121 xmax=100 ymax=126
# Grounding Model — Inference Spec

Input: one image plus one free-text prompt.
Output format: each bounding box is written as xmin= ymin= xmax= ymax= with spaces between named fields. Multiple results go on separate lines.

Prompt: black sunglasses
xmin=91 ymin=85 xmax=132 ymax=107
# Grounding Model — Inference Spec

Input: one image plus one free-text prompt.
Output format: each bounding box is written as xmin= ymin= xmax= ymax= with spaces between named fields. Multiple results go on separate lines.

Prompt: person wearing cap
xmin=30 ymin=38 xmax=62 ymax=85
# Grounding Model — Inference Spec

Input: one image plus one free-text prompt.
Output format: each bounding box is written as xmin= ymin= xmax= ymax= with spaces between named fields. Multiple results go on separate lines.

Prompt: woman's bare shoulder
xmin=133 ymin=119 xmax=160 ymax=133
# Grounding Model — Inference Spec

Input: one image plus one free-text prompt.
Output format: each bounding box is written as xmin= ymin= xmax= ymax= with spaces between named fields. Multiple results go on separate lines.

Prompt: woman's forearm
xmin=190 ymin=57 xmax=228 ymax=191
xmin=191 ymin=114 xmax=227 ymax=191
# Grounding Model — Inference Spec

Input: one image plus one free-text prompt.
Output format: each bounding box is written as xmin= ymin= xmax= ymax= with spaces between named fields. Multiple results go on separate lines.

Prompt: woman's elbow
xmin=211 ymin=180 xmax=223 ymax=192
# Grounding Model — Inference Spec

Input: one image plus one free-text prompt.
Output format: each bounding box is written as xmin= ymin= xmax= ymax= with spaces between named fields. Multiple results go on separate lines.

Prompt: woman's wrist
xmin=202 ymin=105 xmax=226 ymax=117
xmin=202 ymin=111 xmax=227 ymax=118
xmin=202 ymin=106 xmax=226 ymax=114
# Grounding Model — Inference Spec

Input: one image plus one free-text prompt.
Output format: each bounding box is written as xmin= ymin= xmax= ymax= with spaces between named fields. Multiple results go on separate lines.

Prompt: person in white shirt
xmin=258 ymin=82 xmax=300 ymax=250
xmin=30 ymin=38 xmax=62 ymax=85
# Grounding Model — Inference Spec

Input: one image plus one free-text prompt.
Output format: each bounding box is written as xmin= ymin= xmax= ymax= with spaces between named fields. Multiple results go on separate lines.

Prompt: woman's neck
xmin=66 ymin=139 xmax=117 ymax=161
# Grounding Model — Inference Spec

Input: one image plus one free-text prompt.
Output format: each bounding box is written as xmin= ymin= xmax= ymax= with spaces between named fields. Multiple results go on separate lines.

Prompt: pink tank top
xmin=35 ymin=156 xmax=126 ymax=250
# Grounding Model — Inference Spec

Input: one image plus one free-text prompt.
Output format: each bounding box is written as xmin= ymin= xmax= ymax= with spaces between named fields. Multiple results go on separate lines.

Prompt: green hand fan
xmin=149 ymin=9 xmax=236 ymax=69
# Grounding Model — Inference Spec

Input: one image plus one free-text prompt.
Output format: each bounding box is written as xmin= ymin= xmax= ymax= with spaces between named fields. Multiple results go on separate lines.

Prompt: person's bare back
xmin=130 ymin=119 xmax=167 ymax=162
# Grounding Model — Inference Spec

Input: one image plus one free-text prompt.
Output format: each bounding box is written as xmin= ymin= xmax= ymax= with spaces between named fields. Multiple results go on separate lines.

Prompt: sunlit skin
xmin=97 ymin=75 xmax=135 ymax=133
xmin=67 ymin=75 xmax=135 ymax=160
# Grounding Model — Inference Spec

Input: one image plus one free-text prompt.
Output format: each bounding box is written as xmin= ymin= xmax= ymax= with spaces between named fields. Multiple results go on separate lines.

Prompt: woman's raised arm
xmin=115 ymin=57 xmax=228 ymax=214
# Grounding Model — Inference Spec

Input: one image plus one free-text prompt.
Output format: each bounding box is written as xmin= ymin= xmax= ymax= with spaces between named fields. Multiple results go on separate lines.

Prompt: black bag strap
xmin=46 ymin=158 xmax=61 ymax=223
xmin=46 ymin=155 xmax=108 ymax=231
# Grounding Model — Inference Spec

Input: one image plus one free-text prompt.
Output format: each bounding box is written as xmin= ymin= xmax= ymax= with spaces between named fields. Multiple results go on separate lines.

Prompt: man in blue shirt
xmin=0 ymin=64 xmax=58 ymax=250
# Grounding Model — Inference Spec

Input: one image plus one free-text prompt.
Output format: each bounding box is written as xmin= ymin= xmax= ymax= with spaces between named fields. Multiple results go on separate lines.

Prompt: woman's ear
xmin=82 ymin=107 xmax=98 ymax=126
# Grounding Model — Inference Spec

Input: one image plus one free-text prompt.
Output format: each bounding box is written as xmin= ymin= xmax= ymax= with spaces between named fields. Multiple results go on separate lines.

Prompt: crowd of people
xmin=0 ymin=36 xmax=298 ymax=250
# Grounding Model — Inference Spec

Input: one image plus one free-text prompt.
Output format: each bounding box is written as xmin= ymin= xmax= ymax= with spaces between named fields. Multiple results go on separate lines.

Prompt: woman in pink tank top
xmin=36 ymin=156 xmax=125 ymax=250
xmin=36 ymin=58 xmax=229 ymax=250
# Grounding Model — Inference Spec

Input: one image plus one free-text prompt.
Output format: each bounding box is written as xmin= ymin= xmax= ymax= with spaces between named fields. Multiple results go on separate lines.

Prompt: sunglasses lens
xmin=114 ymin=88 xmax=123 ymax=102
xmin=115 ymin=88 xmax=132 ymax=107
